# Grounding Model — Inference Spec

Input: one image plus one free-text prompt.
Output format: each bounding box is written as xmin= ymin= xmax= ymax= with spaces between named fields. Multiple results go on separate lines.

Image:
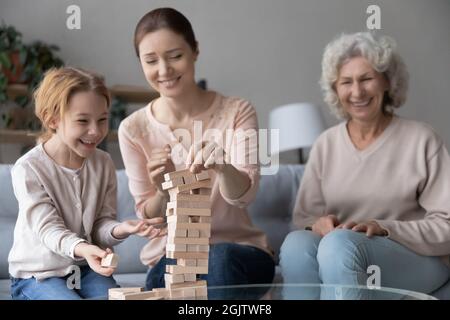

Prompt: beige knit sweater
xmin=8 ymin=144 xmax=123 ymax=280
xmin=294 ymin=116 xmax=450 ymax=263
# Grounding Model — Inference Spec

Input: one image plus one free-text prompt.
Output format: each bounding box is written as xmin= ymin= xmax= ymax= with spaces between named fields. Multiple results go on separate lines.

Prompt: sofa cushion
xmin=116 ymin=169 xmax=137 ymax=221
xmin=0 ymin=165 xmax=18 ymax=219
xmin=248 ymin=165 xmax=304 ymax=261
xmin=114 ymin=170 xmax=150 ymax=274
xmin=0 ymin=217 xmax=16 ymax=279
xmin=0 ymin=279 xmax=11 ymax=300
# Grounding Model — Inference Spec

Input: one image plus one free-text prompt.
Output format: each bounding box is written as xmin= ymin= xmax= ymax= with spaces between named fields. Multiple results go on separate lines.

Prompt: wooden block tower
xmin=161 ymin=168 xmax=212 ymax=299
xmin=108 ymin=168 xmax=212 ymax=300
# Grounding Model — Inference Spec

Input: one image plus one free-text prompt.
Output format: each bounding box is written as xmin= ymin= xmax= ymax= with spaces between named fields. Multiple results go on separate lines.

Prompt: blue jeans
xmin=10 ymin=265 xmax=119 ymax=300
xmin=280 ymin=229 xmax=450 ymax=299
xmin=146 ymin=243 xmax=275 ymax=299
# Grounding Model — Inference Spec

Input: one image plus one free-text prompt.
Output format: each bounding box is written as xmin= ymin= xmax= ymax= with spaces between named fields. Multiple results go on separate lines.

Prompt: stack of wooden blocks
xmin=162 ymin=168 xmax=212 ymax=299
xmin=108 ymin=168 xmax=212 ymax=300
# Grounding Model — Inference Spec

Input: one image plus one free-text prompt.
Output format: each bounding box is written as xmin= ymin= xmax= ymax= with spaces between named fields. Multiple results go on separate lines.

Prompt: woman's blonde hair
xmin=33 ymin=67 xmax=110 ymax=143
xmin=319 ymin=32 xmax=409 ymax=119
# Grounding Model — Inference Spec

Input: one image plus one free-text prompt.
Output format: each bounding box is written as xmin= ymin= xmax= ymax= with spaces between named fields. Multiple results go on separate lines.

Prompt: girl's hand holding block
xmin=74 ymin=243 xmax=115 ymax=277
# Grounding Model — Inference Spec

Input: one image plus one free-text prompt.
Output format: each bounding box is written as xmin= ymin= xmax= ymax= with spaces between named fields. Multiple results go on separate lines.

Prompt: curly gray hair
xmin=319 ymin=32 xmax=409 ymax=119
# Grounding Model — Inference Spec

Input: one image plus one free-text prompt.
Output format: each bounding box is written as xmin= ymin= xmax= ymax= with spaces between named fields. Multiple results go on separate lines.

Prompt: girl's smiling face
xmin=51 ymin=90 xmax=109 ymax=167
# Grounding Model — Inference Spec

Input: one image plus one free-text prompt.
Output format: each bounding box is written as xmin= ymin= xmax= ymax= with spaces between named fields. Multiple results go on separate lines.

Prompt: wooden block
xmin=166 ymin=281 xmax=199 ymax=298
xmin=199 ymin=217 xmax=212 ymax=223
xmin=170 ymin=229 xmax=187 ymax=237
xmin=153 ymin=287 xmax=169 ymax=293
xmin=170 ymin=193 xmax=210 ymax=202
xmin=109 ymin=287 xmax=143 ymax=294
xmin=178 ymin=259 xmax=197 ymax=267
xmin=188 ymin=229 xmax=200 ymax=238
xmin=166 ymin=282 xmax=205 ymax=292
xmin=180 ymin=288 xmax=196 ymax=299
xmin=167 ymin=200 xmax=211 ymax=210
xmin=183 ymin=175 xmax=196 ymax=184
xmin=195 ymin=170 xmax=210 ymax=181
xmin=167 ymin=207 xmax=211 ymax=217
xmin=168 ymin=222 xmax=211 ymax=232
xmin=168 ymin=188 xmax=188 ymax=200
xmin=167 ymin=237 xmax=209 ymax=245
xmin=164 ymin=169 xmax=194 ymax=182
xmin=166 ymin=265 xmax=209 ymax=275
xmin=196 ymin=259 xmax=209 ymax=267
xmin=168 ymin=289 xmax=184 ymax=299
xmin=198 ymin=245 xmax=210 ymax=252
xmin=167 ymin=280 xmax=207 ymax=289
xmin=166 ymin=243 xmax=187 ymax=252
xmin=166 ymin=251 xmax=209 ymax=259
xmin=170 ymin=207 xmax=211 ymax=217
xmin=187 ymin=244 xmax=210 ymax=252
xmin=145 ymin=296 xmax=164 ymax=300
xmin=101 ymin=253 xmax=119 ymax=268
xmin=108 ymin=287 xmax=143 ymax=300
xmin=199 ymin=229 xmax=211 ymax=237
xmin=162 ymin=176 xmax=184 ymax=190
xmin=195 ymin=286 xmax=208 ymax=298
xmin=167 ymin=215 xmax=189 ymax=223
xmin=118 ymin=290 xmax=161 ymax=300
xmin=165 ymin=273 xmax=184 ymax=284
xmin=174 ymin=180 xmax=212 ymax=193
xmin=152 ymin=287 xmax=170 ymax=299
xmin=183 ymin=273 xmax=197 ymax=282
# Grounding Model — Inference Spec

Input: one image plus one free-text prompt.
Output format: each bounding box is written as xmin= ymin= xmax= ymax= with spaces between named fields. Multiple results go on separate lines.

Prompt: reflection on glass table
xmin=205 ymin=283 xmax=437 ymax=300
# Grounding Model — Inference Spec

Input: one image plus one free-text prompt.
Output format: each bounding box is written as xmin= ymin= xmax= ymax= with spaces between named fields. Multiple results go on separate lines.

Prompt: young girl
xmin=8 ymin=67 xmax=165 ymax=300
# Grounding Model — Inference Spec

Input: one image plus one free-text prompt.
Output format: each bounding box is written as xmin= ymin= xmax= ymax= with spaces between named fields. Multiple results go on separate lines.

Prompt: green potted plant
xmin=0 ymin=23 xmax=64 ymax=130
xmin=0 ymin=23 xmax=27 ymax=103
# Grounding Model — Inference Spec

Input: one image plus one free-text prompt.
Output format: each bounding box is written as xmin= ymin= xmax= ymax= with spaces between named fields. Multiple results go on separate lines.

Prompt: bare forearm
xmin=218 ymin=164 xmax=251 ymax=200
xmin=143 ymin=192 xmax=168 ymax=219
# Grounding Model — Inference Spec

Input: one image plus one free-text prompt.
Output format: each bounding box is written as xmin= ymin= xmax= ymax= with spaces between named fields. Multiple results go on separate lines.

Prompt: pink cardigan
xmin=118 ymin=92 xmax=272 ymax=266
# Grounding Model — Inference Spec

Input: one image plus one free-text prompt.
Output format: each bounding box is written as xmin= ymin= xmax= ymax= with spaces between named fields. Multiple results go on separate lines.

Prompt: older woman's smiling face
xmin=335 ymin=56 xmax=389 ymax=123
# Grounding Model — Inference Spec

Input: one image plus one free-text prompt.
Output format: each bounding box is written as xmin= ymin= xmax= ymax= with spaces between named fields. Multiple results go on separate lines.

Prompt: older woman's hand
xmin=312 ymin=214 xmax=340 ymax=237
xmin=340 ymin=221 xmax=388 ymax=237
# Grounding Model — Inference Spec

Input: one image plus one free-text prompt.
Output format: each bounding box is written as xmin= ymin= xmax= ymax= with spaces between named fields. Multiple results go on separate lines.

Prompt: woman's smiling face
xmin=138 ymin=28 xmax=198 ymax=98
xmin=336 ymin=56 xmax=389 ymax=123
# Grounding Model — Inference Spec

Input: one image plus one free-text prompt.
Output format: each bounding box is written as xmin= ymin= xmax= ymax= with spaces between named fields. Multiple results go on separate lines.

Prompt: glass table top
xmin=204 ymin=283 xmax=437 ymax=300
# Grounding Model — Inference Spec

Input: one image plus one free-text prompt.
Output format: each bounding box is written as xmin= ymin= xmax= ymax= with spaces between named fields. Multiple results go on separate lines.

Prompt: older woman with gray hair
xmin=280 ymin=32 xmax=450 ymax=298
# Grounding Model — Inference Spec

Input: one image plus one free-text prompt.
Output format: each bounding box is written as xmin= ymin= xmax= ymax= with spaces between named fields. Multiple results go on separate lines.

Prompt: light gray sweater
xmin=8 ymin=144 xmax=123 ymax=280
xmin=294 ymin=116 xmax=450 ymax=262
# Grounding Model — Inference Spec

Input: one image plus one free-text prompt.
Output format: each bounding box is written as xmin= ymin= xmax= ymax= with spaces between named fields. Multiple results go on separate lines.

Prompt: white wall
xmin=1 ymin=0 xmax=449 ymax=166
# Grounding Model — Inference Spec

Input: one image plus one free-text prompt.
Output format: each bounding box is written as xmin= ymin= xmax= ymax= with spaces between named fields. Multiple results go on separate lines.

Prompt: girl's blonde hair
xmin=33 ymin=67 xmax=111 ymax=143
